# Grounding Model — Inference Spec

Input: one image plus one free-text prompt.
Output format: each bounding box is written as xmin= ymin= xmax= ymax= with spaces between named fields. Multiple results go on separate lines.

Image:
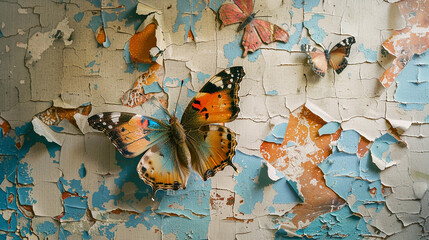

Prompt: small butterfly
xmin=218 ymin=0 xmax=289 ymax=57
xmin=88 ymin=67 xmax=245 ymax=193
xmin=301 ymin=36 xmax=356 ymax=77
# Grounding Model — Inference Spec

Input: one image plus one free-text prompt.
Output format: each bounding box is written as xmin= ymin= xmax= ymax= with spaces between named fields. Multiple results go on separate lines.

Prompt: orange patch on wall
xmin=122 ymin=62 xmax=168 ymax=108
xmin=260 ymin=106 xmax=344 ymax=230
xmin=96 ymin=26 xmax=107 ymax=46
xmin=35 ymin=105 xmax=92 ymax=128
xmin=379 ymin=0 xmax=429 ymax=88
xmin=129 ymin=23 xmax=157 ymax=64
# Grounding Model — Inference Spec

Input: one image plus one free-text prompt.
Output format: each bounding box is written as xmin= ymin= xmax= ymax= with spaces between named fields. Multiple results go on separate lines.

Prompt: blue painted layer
xmin=303 ymin=14 xmax=326 ymax=45
xmin=273 ymin=179 xmax=301 ymax=204
xmin=358 ymin=44 xmax=377 ymax=63
xmin=113 ymin=152 xmax=156 ymax=202
xmin=49 ymin=125 xmax=64 ymax=132
xmin=59 ymin=226 xmax=72 ymax=240
xmin=142 ymin=82 xmax=163 ymax=94
xmin=398 ymin=103 xmax=425 ymax=111
xmin=266 ymin=90 xmax=279 ymax=95
xmin=173 ymin=0 xmax=206 ymax=40
xmin=92 ymin=181 xmax=117 ymax=210
xmin=74 ymin=12 xmax=84 ymax=23
xmin=0 ymin=189 xmax=6 ymax=210
xmin=208 ymin=0 xmax=225 ymax=12
xmin=302 ymin=205 xmax=370 ymax=239
xmin=17 ymin=187 xmax=36 ymax=205
xmin=0 ymin=212 xmax=16 ymax=232
xmin=263 ymin=122 xmax=288 ymax=144
xmin=118 ymin=0 xmax=146 ymax=30
xmin=370 ymin=133 xmax=398 ymax=164
xmin=324 ymin=175 xmax=354 ymax=200
xmin=79 ymin=163 xmax=86 ymax=178
xmin=16 ymin=212 xmax=31 ymax=238
xmin=234 ymin=151 xmax=265 ymax=214
xmin=36 ymin=221 xmax=57 ymax=237
xmin=337 ymin=130 xmax=360 ymax=154
xmin=126 ymin=206 xmax=161 ymax=230
xmin=157 ymin=172 xmax=211 ymax=219
xmin=318 ymin=121 xmax=340 ymax=136
xmin=187 ymin=88 xmax=197 ymax=97
xmin=278 ymin=23 xmax=304 ymax=51
xmin=395 ymin=50 xmax=429 ymax=105
xmin=425 ymin=115 xmax=429 ymax=123
xmin=359 ymin=153 xmax=380 ymax=182
xmin=85 ymin=60 xmax=96 ymax=68
xmin=62 ymin=196 xmax=88 ymax=221
xmin=82 ymin=231 xmax=92 ymax=240
xmin=0 ymin=30 xmax=3 ymax=38
xmin=0 ymin=156 xmax=17 ymax=184
xmin=87 ymin=15 xmax=102 ymax=33
xmin=248 ymin=49 xmax=262 ymax=62
xmin=59 ymin=177 xmax=89 ymax=196
xmin=292 ymin=0 xmax=320 ymax=12
xmin=197 ymin=72 xmax=210 ymax=83
xmin=86 ymin=0 xmax=101 ymax=8
xmin=319 ymin=149 xmax=360 ymax=178
xmin=161 ymin=215 xmax=210 ymax=240
xmin=98 ymin=223 xmax=116 ymax=239
xmin=224 ymin=34 xmax=243 ymax=67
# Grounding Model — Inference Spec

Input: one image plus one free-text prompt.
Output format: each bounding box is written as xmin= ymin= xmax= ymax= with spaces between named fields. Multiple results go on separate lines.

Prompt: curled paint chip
xmin=122 ymin=63 xmax=167 ymax=108
xmin=34 ymin=104 xmax=92 ymax=128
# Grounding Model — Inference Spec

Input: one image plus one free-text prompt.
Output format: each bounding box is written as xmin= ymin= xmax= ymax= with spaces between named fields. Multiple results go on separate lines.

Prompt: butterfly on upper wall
xmin=88 ymin=66 xmax=245 ymax=193
xmin=301 ymin=36 xmax=356 ymax=77
xmin=218 ymin=0 xmax=289 ymax=57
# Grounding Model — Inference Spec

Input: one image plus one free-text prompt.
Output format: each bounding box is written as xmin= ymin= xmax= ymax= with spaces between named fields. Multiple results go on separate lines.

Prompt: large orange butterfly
xmin=218 ymin=0 xmax=289 ymax=57
xmin=88 ymin=67 xmax=245 ymax=193
xmin=301 ymin=37 xmax=356 ymax=77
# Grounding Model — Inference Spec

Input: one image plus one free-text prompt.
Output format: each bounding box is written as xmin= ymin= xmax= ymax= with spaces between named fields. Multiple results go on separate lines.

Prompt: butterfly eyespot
xmin=102 ymin=122 xmax=106 ymax=125
xmin=121 ymin=127 xmax=125 ymax=132
xmin=218 ymin=94 xmax=221 ymax=98
xmin=108 ymin=125 xmax=113 ymax=129
xmin=148 ymin=161 xmax=152 ymax=165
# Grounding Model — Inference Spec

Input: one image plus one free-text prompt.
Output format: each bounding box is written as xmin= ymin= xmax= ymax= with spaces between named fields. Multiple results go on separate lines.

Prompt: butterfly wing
xmin=137 ymin=139 xmax=190 ymax=191
xmin=180 ymin=66 xmax=245 ymax=129
xmin=181 ymin=66 xmax=245 ymax=181
xmin=242 ymin=24 xmax=263 ymax=57
xmin=218 ymin=2 xmax=247 ymax=26
xmin=301 ymin=44 xmax=328 ymax=77
xmin=187 ymin=125 xmax=237 ymax=180
xmin=252 ymin=19 xmax=289 ymax=44
xmin=88 ymin=112 xmax=169 ymax=158
xmin=233 ymin=0 xmax=253 ymax=16
xmin=328 ymin=36 xmax=356 ymax=74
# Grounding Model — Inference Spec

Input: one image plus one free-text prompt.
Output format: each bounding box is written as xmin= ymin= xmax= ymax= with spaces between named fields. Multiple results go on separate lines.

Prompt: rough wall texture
xmin=0 ymin=0 xmax=428 ymax=239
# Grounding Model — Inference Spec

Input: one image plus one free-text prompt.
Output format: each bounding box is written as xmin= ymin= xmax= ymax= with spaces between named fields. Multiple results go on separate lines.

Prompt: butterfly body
xmin=301 ymin=36 xmax=356 ymax=77
xmin=169 ymin=116 xmax=191 ymax=168
xmin=237 ymin=13 xmax=255 ymax=32
xmin=219 ymin=0 xmax=289 ymax=57
xmin=88 ymin=66 xmax=245 ymax=192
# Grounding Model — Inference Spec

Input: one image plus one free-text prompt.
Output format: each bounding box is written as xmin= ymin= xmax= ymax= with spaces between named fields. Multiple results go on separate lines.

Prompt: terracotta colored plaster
xmin=260 ymin=106 xmax=344 ymax=230
xmin=380 ymin=0 xmax=429 ymax=88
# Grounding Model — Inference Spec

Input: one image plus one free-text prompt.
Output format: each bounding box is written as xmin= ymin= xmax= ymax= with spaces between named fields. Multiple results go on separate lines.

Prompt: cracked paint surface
xmin=0 ymin=0 xmax=428 ymax=239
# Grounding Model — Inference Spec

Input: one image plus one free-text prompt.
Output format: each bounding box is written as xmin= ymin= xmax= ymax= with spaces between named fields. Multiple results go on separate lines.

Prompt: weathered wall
xmin=0 ymin=0 xmax=428 ymax=239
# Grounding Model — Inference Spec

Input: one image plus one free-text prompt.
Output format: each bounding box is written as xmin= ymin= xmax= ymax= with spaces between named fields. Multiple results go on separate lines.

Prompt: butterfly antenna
xmin=173 ymin=80 xmax=185 ymax=117
xmin=138 ymin=93 xmax=172 ymax=119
